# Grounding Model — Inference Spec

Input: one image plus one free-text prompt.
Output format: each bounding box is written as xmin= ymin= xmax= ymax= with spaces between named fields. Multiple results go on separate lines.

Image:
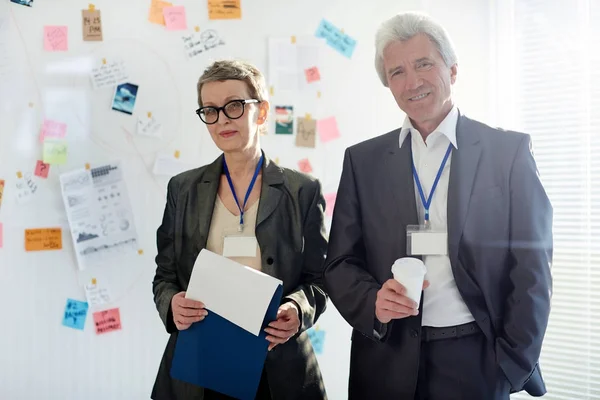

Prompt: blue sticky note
xmin=307 ymin=327 xmax=326 ymax=355
xmin=62 ymin=299 xmax=89 ymax=330
xmin=314 ymin=19 xmax=357 ymax=59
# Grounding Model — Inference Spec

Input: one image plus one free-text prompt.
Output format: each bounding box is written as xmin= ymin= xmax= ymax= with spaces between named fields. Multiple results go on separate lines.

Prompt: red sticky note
xmin=163 ymin=6 xmax=187 ymax=30
xmin=304 ymin=66 xmax=321 ymax=83
xmin=40 ymin=119 xmax=67 ymax=142
xmin=34 ymin=160 xmax=50 ymax=179
xmin=93 ymin=308 xmax=122 ymax=335
xmin=44 ymin=26 xmax=68 ymax=51
xmin=298 ymin=158 xmax=313 ymax=174
xmin=317 ymin=116 xmax=341 ymax=143
xmin=324 ymin=192 xmax=337 ymax=217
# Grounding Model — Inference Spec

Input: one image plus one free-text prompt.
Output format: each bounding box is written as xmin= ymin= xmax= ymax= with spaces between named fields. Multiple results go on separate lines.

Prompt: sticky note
xmin=317 ymin=116 xmax=341 ymax=143
xmin=324 ymin=193 xmax=337 ymax=217
xmin=307 ymin=327 xmax=325 ymax=354
xmin=44 ymin=26 xmax=68 ymax=52
xmin=25 ymin=228 xmax=63 ymax=251
xmin=0 ymin=223 xmax=3 ymax=249
xmin=297 ymin=158 xmax=313 ymax=174
xmin=295 ymin=117 xmax=316 ymax=149
xmin=40 ymin=119 xmax=67 ymax=142
xmin=0 ymin=180 xmax=4 ymax=210
xmin=62 ymin=299 xmax=89 ymax=330
xmin=93 ymin=308 xmax=122 ymax=335
xmin=34 ymin=160 xmax=50 ymax=179
xmin=304 ymin=67 xmax=321 ymax=83
xmin=43 ymin=140 xmax=68 ymax=165
xmin=208 ymin=0 xmax=241 ymax=20
xmin=82 ymin=9 xmax=103 ymax=41
xmin=315 ymin=19 xmax=357 ymax=59
xmin=163 ymin=6 xmax=187 ymax=30
xmin=148 ymin=0 xmax=173 ymax=25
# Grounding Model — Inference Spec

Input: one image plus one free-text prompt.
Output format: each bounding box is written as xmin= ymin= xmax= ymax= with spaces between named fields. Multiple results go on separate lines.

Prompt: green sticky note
xmin=43 ymin=140 xmax=68 ymax=165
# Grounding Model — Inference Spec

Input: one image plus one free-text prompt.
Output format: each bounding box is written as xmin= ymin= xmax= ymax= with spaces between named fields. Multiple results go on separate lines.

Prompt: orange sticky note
xmin=93 ymin=308 xmax=122 ymax=335
xmin=316 ymin=116 xmax=341 ymax=143
xmin=208 ymin=0 xmax=241 ymax=20
xmin=297 ymin=158 xmax=313 ymax=174
xmin=25 ymin=228 xmax=63 ymax=251
xmin=0 ymin=180 xmax=5 ymax=210
xmin=0 ymin=222 xmax=3 ymax=249
xmin=44 ymin=26 xmax=68 ymax=52
xmin=148 ymin=0 xmax=173 ymax=25
xmin=324 ymin=192 xmax=337 ymax=217
xmin=304 ymin=66 xmax=321 ymax=83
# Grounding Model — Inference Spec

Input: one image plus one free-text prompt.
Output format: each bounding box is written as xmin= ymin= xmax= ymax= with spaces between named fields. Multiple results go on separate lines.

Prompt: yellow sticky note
xmin=138 ymin=249 xmax=144 ymax=255
xmin=43 ymin=140 xmax=68 ymax=165
xmin=291 ymin=35 xmax=296 ymax=44
xmin=208 ymin=0 xmax=241 ymax=20
xmin=149 ymin=0 xmax=173 ymax=25
xmin=25 ymin=228 xmax=63 ymax=251
xmin=174 ymin=150 xmax=180 ymax=159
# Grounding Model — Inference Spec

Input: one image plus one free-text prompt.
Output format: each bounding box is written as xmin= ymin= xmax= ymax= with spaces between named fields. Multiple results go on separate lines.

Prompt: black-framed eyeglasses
xmin=196 ymin=99 xmax=259 ymax=125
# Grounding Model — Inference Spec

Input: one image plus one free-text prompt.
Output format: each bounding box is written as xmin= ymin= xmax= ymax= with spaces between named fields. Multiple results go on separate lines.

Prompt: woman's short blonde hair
xmin=196 ymin=59 xmax=269 ymax=107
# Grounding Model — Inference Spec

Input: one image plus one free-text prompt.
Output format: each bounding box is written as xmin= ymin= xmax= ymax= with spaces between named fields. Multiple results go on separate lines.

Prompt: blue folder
xmin=171 ymin=285 xmax=283 ymax=400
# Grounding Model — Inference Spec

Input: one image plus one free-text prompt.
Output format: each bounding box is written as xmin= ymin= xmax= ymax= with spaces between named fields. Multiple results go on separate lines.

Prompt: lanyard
xmin=412 ymin=143 xmax=453 ymax=226
xmin=223 ymin=154 xmax=264 ymax=232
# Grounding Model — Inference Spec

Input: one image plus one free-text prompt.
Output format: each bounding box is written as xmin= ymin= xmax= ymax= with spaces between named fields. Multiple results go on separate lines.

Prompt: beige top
xmin=205 ymin=196 xmax=262 ymax=271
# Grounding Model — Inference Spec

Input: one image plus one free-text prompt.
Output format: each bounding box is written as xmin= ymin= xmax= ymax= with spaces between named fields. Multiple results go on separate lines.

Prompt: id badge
xmin=406 ymin=225 xmax=448 ymax=256
xmin=223 ymin=235 xmax=258 ymax=257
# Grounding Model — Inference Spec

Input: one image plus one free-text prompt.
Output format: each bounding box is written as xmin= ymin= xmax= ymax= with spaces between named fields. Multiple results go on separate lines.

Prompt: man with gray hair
xmin=323 ymin=11 xmax=552 ymax=400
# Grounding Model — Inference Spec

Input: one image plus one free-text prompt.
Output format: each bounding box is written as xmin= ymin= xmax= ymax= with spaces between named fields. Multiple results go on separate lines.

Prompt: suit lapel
xmin=386 ymin=131 xmax=419 ymax=229
xmin=448 ymin=115 xmax=482 ymax=267
xmin=256 ymin=155 xmax=284 ymax=229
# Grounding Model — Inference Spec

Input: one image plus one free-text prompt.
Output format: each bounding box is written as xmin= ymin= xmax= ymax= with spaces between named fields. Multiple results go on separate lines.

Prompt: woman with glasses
xmin=151 ymin=60 xmax=329 ymax=400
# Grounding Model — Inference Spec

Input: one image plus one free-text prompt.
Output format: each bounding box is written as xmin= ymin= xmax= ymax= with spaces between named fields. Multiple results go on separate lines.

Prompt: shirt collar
xmin=399 ymin=106 xmax=459 ymax=149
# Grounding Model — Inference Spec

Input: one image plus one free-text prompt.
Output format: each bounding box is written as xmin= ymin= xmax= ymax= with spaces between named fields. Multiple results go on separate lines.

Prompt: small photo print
xmin=275 ymin=105 xmax=293 ymax=134
xmin=111 ymin=83 xmax=139 ymax=115
xmin=10 ymin=0 xmax=34 ymax=6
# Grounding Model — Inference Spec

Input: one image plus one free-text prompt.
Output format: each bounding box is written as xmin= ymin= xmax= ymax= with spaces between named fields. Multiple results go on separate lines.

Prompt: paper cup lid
xmin=391 ymin=257 xmax=427 ymax=276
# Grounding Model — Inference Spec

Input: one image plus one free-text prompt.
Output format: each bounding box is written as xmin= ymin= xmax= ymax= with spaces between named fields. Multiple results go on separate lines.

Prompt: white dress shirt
xmin=399 ymin=106 xmax=475 ymax=327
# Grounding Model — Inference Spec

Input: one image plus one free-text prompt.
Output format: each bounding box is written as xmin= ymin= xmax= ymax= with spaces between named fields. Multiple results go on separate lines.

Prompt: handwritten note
xmin=34 ymin=160 xmax=50 ymax=179
xmin=0 ymin=180 xmax=4 ymax=210
xmin=295 ymin=117 xmax=316 ymax=148
xmin=43 ymin=140 xmax=68 ymax=165
xmin=317 ymin=116 xmax=341 ymax=143
xmin=15 ymin=172 xmax=38 ymax=204
xmin=93 ymin=308 xmax=122 ymax=335
xmin=315 ymin=19 xmax=357 ymax=59
xmin=62 ymin=299 xmax=89 ymax=330
xmin=44 ymin=26 xmax=68 ymax=52
xmin=307 ymin=326 xmax=325 ymax=355
xmin=84 ymin=281 xmax=112 ymax=308
xmin=90 ymin=59 xmax=128 ymax=90
xmin=304 ymin=66 xmax=321 ymax=83
xmin=39 ymin=119 xmax=67 ymax=141
xmin=137 ymin=114 xmax=162 ymax=138
xmin=25 ymin=228 xmax=62 ymax=251
xmin=163 ymin=6 xmax=187 ymax=30
xmin=148 ymin=0 xmax=172 ymax=25
xmin=298 ymin=158 xmax=313 ymax=174
xmin=82 ymin=9 xmax=103 ymax=41
xmin=208 ymin=0 xmax=241 ymax=20
xmin=182 ymin=29 xmax=225 ymax=59
xmin=324 ymin=192 xmax=337 ymax=217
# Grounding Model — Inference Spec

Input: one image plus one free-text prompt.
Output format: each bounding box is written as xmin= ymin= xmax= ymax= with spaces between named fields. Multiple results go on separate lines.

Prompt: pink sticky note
xmin=40 ymin=119 xmax=67 ymax=142
xmin=304 ymin=66 xmax=321 ymax=83
xmin=163 ymin=6 xmax=187 ymax=30
xmin=44 ymin=26 xmax=68 ymax=51
xmin=317 ymin=116 xmax=341 ymax=143
xmin=298 ymin=158 xmax=313 ymax=174
xmin=93 ymin=308 xmax=122 ymax=335
xmin=324 ymin=193 xmax=337 ymax=217
xmin=0 ymin=223 xmax=3 ymax=249
xmin=34 ymin=160 xmax=50 ymax=179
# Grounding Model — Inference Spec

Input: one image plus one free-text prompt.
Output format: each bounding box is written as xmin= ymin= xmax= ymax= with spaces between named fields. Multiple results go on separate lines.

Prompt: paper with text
xmin=93 ymin=308 xmax=122 ymax=335
xmin=25 ymin=228 xmax=62 ymax=251
xmin=34 ymin=160 xmax=50 ymax=179
xmin=163 ymin=6 xmax=187 ymax=30
xmin=84 ymin=281 xmax=112 ymax=307
xmin=82 ymin=9 xmax=102 ymax=41
xmin=44 ymin=26 xmax=68 ymax=51
xmin=208 ymin=0 xmax=241 ymax=20
xmin=43 ymin=140 xmax=68 ymax=165
xmin=182 ymin=29 xmax=225 ymax=59
xmin=268 ymin=37 xmax=322 ymax=93
xmin=295 ymin=117 xmax=316 ymax=148
xmin=40 ymin=119 xmax=67 ymax=141
xmin=15 ymin=172 xmax=38 ymax=204
xmin=62 ymin=299 xmax=89 ymax=330
xmin=315 ymin=19 xmax=357 ymax=59
xmin=137 ymin=114 xmax=162 ymax=138
xmin=90 ymin=59 xmax=128 ymax=90
xmin=148 ymin=0 xmax=173 ymax=25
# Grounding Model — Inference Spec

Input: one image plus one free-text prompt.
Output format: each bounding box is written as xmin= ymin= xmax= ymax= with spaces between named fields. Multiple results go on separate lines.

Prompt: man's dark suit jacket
xmin=151 ymin=154 xmax=328 ymax=400
xmin=323 ymin=113 xmax=553 ymax=399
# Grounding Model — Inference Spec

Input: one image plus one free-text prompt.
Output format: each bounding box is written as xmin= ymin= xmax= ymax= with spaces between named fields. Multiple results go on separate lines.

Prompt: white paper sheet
xmin=152 ymin=154 xmax=195 ymax=177
xmin=267 ymin=36 xmax=323 ymax=93
xmin=186 ymin=249 xmax=283 ymax=337
xmin=90 ymin=59 xmax=128 ymax=90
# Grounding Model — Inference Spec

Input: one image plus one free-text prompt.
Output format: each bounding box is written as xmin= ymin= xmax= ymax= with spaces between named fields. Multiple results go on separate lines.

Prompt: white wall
xmin=0 ymin=0 xmax=492 ymax=399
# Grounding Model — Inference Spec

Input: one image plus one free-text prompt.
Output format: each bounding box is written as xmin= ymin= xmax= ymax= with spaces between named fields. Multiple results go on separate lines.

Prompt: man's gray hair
xmin=374 ymin=12 xmax=458 ymax=87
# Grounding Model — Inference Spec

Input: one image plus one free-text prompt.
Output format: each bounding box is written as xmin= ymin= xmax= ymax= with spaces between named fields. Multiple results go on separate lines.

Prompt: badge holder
xmin=406 ymin=223 xmax=448 ymax=256
xmin=222 ymin=227 xmax=258 ymax=258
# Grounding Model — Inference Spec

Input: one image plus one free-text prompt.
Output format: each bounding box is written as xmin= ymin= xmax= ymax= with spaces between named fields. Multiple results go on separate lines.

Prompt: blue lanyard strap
xmin=223 ymin=154 xmax=264 ymax=230
xmin=412 ymin=143 xmax=453 ymax=223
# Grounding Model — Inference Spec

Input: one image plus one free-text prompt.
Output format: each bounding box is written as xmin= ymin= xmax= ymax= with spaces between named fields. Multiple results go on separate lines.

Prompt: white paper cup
xmin=391 ymin=257 xmax=427 ymax=306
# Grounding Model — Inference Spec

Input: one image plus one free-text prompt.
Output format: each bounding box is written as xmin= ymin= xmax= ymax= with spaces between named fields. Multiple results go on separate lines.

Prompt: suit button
xmin=410 ymin=329 xmax=419 ymax=338
xmin=267 ymin=257 xmax=274 ymax=265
